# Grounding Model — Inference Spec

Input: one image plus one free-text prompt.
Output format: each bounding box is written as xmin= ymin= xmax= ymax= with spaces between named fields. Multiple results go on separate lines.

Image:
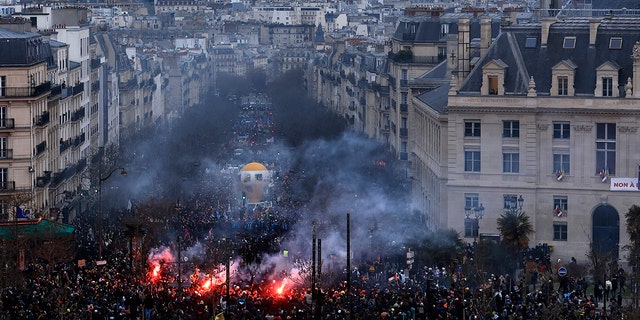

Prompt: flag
xmin=388 ymin=273 xmax=398 ymax=284
xmin=215 ymin=312 xmax=225 ymax=320
xmin=16 ymin=206 xmax=28 ymax=219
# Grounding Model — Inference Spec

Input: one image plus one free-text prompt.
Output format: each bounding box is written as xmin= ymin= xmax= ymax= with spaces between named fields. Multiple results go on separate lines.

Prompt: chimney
xmin=541 ymin=17 xmax=555 ymax=47
xmin=589 ymin=18 xmax=601 ymax=46
xmin=457 ymin=18 xmax=471 ymax=87
xmin=480 ymin=17 xmax=492 ymax=58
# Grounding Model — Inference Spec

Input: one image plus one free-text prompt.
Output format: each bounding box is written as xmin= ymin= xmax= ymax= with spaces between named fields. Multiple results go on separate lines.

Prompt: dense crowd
xmin=0 ymin=94 xmax=633 ymax=320
xmin=0 ymin=192 xmax=632 ymax=320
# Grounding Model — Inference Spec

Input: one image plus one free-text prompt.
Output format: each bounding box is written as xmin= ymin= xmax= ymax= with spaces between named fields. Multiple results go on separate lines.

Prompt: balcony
xmin=0 ymin=181 xmax=15 ymax=192
xmin=400 ymin=79 xmax=408 ymax=87
xmin=0 ymin=118 xmax=14 ymax=130
xmin=400 ymin=103 xmax=408 ymax=113
xmin=60 ymin=138 xmax=72 ymax=153
xmin=91 ymin=80 xmax=100 ymax=92
xmin=35 ymin=111 xmax=50 ymax=126
xmin=400 ymin=128 xmax=408 ymax=137
xmin=36 ymin=171 xmax=51 ymax=188
xmin=71 ymin=107 xmax=85 ymax=122
xmin=61 ymin=82 xmax=84 ymax=99
xmin=0 ymin=149 xmax=12 ymax=159
xmin=35 ymin=141 xmax=46 ymax=156
xmin=49 ymin=84 xmax=62 ymax=97
xmin=72 ymin=133 xmax=86 ymax=148
xmin=91 ymin=58 xmax=102 ymax=69
xmin=0 ymin=82 xmax=51 ymax=98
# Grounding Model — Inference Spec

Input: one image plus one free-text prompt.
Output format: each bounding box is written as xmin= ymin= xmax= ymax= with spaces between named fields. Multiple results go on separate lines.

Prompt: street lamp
xmin=98 ymin=166 xmax=127 ymax=259
xmin=174 ymin=199 xmax=183 ymax=291
xmin=506 ymin=195 xmax=525 ymax=214
xmin=465 ymin=203 xmax=485 ymax=243
xmin=504 ymin=195 xmax=526 ymax=303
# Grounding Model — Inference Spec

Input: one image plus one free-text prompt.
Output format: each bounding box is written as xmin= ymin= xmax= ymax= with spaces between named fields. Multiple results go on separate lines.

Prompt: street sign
xmin=558 ymin=267 xmax=567 ymax=276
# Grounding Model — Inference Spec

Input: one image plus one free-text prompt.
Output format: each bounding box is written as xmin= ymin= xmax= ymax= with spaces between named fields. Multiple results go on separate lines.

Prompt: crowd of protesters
xmin=0 ymin=94 xmax=634 ymax=320
xmin=0 ymin=184 xmax=633 ymax=320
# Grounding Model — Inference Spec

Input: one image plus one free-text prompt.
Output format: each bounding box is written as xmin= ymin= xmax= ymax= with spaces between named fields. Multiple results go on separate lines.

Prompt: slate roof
xmin=0 ymin=28 xmax=54 ymax=66
xmin=392 ymin=13 xmax=501 ymax=43
xmin=458 ymin=16 xmax=640 ymax=96
xmin=414 ymin=60 xmax=451 ymax=113
xmin=416 ymin=82 xmax=450 ymax=114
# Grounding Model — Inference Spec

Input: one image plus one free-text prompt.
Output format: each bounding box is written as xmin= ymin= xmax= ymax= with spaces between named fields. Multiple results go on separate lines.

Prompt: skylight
xmin=525 ymin=37 xmax=537 ymax=48
xmin=609 ymin=37 xmax=622 ymax=49
xmin=563 ymin=36 xmax=576 ymax=49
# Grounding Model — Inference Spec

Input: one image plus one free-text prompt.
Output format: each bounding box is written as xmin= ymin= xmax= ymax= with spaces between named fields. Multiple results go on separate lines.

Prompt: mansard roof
xmin=0 ymin=28 xmax=54 ymax=67
xmin=392 ymin=13 xmax=501 ymax=44
xmin=458 ymin=16 xmax=640 ymax=96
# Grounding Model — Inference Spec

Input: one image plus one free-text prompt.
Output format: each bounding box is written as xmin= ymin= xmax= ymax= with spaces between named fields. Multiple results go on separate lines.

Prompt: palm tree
xmin=497 ymin=211 xmax=534 ymax=257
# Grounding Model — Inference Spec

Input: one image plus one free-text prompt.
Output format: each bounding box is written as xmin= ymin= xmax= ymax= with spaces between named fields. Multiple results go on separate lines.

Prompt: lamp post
xmin=506 ymin=195 xmax=525 ymax=215
xmin=98 ymin=166 xmax=127 ymax=259
xmin=174 ymin=200 xmax=183 ymax=291
xmin=465 ymin=203 xmax=485 ymax=244
xmin=505 ymin=195 xmax=526 ymax=302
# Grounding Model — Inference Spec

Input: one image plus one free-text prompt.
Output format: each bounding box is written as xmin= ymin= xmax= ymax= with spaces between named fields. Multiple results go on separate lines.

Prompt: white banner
xmin=610 ymin=177 xmax=640 ymax=191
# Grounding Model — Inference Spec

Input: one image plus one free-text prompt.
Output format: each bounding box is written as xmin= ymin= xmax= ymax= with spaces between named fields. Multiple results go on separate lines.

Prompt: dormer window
xmin=609 ymin=37 xmax=622 ymax=49
xmin=563 ymin=36 xmax=576 ymax=49
xmin=481 ymin=59 xmax=508 ymax=96
xmin=551 ymin=59 xmax=577 ymax=96
xmin=595 ymin=61 xmax=621 ymax=97
xmin=558 ymin=76 xmax=568 ymax=95
xmin=488 ymin=76 xmax=499 ymax=95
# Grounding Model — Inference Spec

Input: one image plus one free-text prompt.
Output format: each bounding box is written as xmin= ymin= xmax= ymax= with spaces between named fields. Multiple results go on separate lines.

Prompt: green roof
xmin=0 ymin=218 xmax=75 ymax=240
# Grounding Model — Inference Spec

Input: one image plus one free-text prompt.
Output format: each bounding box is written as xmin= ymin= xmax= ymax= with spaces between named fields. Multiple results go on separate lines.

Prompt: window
xmin=553 ymin=196 xmax=568 ymax=214
xmin=553 ymin=122 xmax=570 ymax=139
xmin=401 ymin=92 xmax=408 ymax=104
xmin=553 ymin=154 xmax=570 ymax=174
xmin=553 ymin=222 xmax=568 ymax=241
xmin=465 ymin=218 xmax=479 ymax=238
xmin=0 ymin=137 xmax=6 ymax=159
xmin=563 ymin=36 xmax=576 ymax=49
xmin=464 ymin=150 xmax=481 ymax=172
xmin=596 ymin=123 xmax=616 ymax=175
xmin=0 ymin=168 xmax=6 ymax=190
xmin=0 ymin=76 xmax=4 ymax=97
xmin=609 ymin=37 xmax=622 ymax=49
xmin=488 ymin=76 xmax=499 ymax=95
xmin=602 ymin=77 xmax=613 ymax=97
xmin=464 ymin=121 xmax=481 ymax=137
xmin=401 ymin=69 xmax=408 ymax=81
xmin=525 ymin=37 xmax=537 ymax=48
xmin=0 ymin=106 xmax=5 ymax=128
xmin=503 ymin=152 xmax=520 ymax=173
xmin=465 ymin=194 xmax=480 ymax=210
xmin=503 ymin=120 xmax=520 ymax=138
xmin=440 ymin=23 xmax=449 ymax=37
xmin=557 ymin=76 xmax=568 ymax=96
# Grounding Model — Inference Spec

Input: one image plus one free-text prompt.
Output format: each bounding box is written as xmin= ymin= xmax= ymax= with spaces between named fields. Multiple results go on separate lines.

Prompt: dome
xmin=240 ymin=162 xmax=268 ymax=172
